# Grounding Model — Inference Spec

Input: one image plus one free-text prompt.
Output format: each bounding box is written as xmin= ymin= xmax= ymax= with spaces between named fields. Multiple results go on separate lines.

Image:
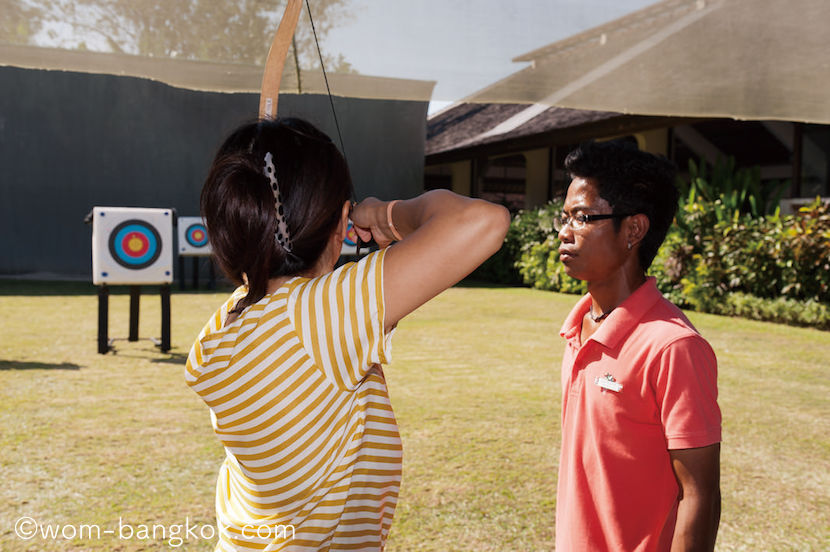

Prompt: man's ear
xmin=626 ymin=213 xmax=650 ymax=247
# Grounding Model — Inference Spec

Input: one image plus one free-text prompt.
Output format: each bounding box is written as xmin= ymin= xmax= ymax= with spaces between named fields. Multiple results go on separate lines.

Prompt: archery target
xmin=344 ymin=221 xmax=358 ymax=246
xmin=341 ymin=220 xmax=358 ymax=256
xmin=186 ymin=224 xmax=208 ymax=247
xmin=178 ymin=216 xmax=212 ymax=256
xmin=109 ymin=220 xmax=161 ymax=269
xmin=92 ymin=207 xmax=173 ymax=285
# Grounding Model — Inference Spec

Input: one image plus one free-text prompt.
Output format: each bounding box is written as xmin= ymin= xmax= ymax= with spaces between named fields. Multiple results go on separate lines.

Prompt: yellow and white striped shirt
xmin=186 ymin=250 xmax=402 ymax=551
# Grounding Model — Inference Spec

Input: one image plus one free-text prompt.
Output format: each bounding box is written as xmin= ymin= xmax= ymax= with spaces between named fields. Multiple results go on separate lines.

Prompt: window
xmin=801 ymin=124 xmax=830 ymax=198
xmin=479 ymin=154 xmax=526 ymax=212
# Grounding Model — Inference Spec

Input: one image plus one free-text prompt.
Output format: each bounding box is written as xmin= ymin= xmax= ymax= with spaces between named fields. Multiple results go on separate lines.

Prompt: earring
xmin=627 ymin=242 xmax=632 ymax=250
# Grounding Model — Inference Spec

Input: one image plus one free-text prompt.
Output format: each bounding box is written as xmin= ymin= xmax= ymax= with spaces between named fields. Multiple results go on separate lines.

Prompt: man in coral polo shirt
xmin=554 ymin=141 xmax=722 ymax=551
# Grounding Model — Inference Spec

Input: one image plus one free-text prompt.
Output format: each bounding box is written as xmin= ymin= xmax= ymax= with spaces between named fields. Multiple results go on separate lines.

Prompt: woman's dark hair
xmin=201 ymin=117 xmax=352 ymax=313
xmin=564 ymin=140 xmax=679 ymax=271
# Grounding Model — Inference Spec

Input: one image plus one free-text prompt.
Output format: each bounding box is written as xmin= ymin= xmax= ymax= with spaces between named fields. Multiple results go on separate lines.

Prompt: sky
xmin=321 ymin=0 xmax=658 ymax=113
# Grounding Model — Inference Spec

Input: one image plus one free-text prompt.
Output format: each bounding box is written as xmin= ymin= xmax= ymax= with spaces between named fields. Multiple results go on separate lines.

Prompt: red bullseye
xmin=122 ymin=232 xmax=150 ymax=257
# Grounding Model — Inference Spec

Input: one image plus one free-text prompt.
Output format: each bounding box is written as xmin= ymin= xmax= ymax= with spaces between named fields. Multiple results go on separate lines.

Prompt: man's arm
xmin=669 ymin=443 xmax=721 ymax=552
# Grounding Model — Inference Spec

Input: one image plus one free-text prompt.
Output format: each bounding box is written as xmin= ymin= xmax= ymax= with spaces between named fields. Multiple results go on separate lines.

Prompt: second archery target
xmin=92 ymin=207 xmax=173 ymax=285
xmin=178 ymin=216 xmax=212 ymax=256
xmin=341 ymin=220 xmax=359 ymax=256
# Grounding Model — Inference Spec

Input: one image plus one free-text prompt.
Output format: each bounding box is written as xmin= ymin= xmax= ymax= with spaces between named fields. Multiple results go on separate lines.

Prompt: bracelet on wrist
xmin=386 ymin=200 xmax=403 ymax=241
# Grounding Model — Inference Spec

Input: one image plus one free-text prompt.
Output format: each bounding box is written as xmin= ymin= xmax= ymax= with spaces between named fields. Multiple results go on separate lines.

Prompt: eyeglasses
xmin=553 ymin=212 xmax=633 ymax=232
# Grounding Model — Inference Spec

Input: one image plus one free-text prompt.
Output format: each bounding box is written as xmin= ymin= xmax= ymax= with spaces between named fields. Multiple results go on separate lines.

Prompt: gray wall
xmin=0 ymin=65 xmax=426 ymax=277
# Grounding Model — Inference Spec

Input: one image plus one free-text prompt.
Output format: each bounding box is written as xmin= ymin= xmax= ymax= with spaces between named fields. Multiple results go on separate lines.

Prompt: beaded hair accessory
xmin=263 ymin=152 xmax=293 ymax=252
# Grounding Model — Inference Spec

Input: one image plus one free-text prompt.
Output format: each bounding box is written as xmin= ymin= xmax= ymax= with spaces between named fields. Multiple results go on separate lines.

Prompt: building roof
xmin=427 ymin=103 xmax=619 ymax=156
xmin=426 ymin=102 xmax=692 ymax=164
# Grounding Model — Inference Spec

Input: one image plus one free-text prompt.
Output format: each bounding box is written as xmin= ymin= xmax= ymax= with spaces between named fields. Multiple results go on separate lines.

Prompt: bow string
xmin=259 ymin=0 xmax=362 ymax=255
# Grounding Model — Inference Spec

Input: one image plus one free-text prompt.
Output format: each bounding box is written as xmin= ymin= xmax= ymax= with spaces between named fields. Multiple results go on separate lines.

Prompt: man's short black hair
xmin=564 ymin=140 xmax=679 ymax=271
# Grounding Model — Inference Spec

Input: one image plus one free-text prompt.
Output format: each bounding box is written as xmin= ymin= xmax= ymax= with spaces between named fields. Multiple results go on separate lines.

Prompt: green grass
xmin=0 ymin=282 xmax=828 ymax=551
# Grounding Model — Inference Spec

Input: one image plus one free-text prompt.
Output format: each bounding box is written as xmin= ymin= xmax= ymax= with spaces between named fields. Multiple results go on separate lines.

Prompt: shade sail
xmin=471 ymin=0 xmax=830 ymax=126
xmin=2 ymin=0 xmax=829 ymax=123
xmin=0 ymin=42 xmax=435 ymax=100
xmin=0 ymin=0 xmax=655 ymax=102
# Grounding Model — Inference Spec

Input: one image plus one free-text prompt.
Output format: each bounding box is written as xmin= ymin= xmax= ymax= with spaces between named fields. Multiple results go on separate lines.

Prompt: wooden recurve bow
xmin=259 ymin=0 xmax=303 ymax=119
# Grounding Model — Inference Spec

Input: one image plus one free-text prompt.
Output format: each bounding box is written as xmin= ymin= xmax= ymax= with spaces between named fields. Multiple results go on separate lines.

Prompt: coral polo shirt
xmin=556 ymin=277 xmax=721 ymax=551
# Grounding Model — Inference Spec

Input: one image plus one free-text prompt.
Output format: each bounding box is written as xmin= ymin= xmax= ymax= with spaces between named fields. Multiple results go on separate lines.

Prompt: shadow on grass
xmin=0 ymin=360 xmax=81 ymax=370
xmin=0 ymin=280 xmax=97 ymax=296
xmin=151 ymin=352 xmax=189 ymax=366
xmin=111 ymin=351 xmax=189 ymax=366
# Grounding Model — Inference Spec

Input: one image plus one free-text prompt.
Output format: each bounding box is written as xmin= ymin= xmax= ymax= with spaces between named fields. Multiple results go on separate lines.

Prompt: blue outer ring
xmin=108 ymin=220 xmax=161 ymax=269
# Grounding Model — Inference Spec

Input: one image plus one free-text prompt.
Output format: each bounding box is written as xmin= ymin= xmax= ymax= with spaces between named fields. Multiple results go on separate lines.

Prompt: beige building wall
xmin=450 ymin=160 xmax=472 ymax=196
xmin=524 ymin=148 xmax=550 ymax=208
xmin=633 ymin=128 xmax=669 ymax=156
xmin=599 ymin=128 xmax=669 ymax=156
xmin=436 ymin=128 xmax=670 ymax=210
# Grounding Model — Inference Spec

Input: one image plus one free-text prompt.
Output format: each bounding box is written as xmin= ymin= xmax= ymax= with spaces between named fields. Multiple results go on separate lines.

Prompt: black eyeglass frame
xmin=553 ymin=212 xmax=634 ymax=232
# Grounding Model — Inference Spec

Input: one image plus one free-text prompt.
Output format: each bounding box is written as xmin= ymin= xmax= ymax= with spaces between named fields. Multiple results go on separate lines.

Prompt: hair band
xmin=263 ymin=152 xmax=293 ymax=252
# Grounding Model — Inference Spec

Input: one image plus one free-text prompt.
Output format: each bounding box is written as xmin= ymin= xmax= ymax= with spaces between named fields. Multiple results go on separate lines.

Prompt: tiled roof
xmin=426 ymin=102 xmax=620 ymax=156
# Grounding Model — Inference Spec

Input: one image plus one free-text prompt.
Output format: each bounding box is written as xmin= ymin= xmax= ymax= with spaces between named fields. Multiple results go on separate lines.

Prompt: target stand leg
xmin=178 ymin=256 xmax=186 ymax=290
xmin=208 ymin=258 xmax=216 ymax=290
xmin=192 ymin=257 xmax=199 ymax=289
xmin=97 ymin=285 xmax=110 ymax=354
xmin=160 ymin=284 xmax=171 ymax=352
xmin=128 ymin=286 xmax=141 ymax=341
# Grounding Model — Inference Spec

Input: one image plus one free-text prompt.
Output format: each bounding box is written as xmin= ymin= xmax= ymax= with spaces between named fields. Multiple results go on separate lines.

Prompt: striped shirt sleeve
xmin=185 ymin=286 xmax=246 ymax=385
xmin=289 ymin=249 xmax=392 ymax=391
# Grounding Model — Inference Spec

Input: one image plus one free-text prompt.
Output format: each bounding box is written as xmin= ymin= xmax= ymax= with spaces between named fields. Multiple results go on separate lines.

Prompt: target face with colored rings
xmin=108 ymin=220 xmax=162 ymax=269
xmin=185 ymin=223 xmax=209 ymax=248
xmin=344 ymin=221 xmax=358 ymax=246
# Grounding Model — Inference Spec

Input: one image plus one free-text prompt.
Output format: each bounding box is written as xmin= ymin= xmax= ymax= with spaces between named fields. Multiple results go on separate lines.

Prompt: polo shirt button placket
xmin=570 ymin=340 xmax=592 ymax=397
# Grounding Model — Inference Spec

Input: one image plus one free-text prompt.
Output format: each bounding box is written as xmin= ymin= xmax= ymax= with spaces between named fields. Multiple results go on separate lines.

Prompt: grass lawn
xmin=0 ymin=281 xmax=828 ymax=551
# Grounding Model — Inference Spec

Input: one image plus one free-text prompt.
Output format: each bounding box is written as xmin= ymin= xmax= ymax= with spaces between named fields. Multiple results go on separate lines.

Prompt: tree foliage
xmin=1 ymin=0 xmax=354 ymax=72
xmin=0 ymin=0 xmax=41 ymax=43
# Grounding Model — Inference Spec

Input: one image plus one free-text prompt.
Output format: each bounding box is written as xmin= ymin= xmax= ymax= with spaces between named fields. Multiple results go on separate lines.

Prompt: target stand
xmin=90 ymin=206 xmax=174 ymax=354
xmin=97 ymin=284 xmax=171 ymax=354
xmin=177 ymin=216 xmax=215 ymax=290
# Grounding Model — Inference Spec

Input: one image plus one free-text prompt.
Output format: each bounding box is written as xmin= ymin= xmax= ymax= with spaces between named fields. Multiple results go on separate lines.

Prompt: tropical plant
xmin=654 ymin=197 xmax=830 ymax=306
xmin=470 ymin=201 xmax=562 ymax=285
xmin=678 ymin=157 xmax=788 ymax=221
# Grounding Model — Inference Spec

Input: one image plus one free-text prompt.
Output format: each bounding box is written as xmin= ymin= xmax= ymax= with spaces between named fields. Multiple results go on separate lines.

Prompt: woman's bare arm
xmin=351 ymin=190 xmax=511 ymax=328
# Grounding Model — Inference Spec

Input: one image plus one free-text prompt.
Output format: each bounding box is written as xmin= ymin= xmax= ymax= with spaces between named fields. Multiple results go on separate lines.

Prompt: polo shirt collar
xmin=559 ymin=277 xmax=662 ymax=349
xmin=560 ymin=293 xmax=592 ymax=342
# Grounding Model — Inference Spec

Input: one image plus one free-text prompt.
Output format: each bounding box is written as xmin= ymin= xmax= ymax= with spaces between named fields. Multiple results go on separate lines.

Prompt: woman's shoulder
xmin=218 ymin=283 xmax=293 ymax=330
xmin=289 ymin=249 xmax=387 ymax=292
xmin=286 ymin=249 xmax=388 ymax=322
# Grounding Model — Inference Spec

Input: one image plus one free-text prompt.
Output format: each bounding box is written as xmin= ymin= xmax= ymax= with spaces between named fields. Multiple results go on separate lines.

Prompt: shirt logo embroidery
xmin=594 ymin=372 xmax=623 ymax=393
